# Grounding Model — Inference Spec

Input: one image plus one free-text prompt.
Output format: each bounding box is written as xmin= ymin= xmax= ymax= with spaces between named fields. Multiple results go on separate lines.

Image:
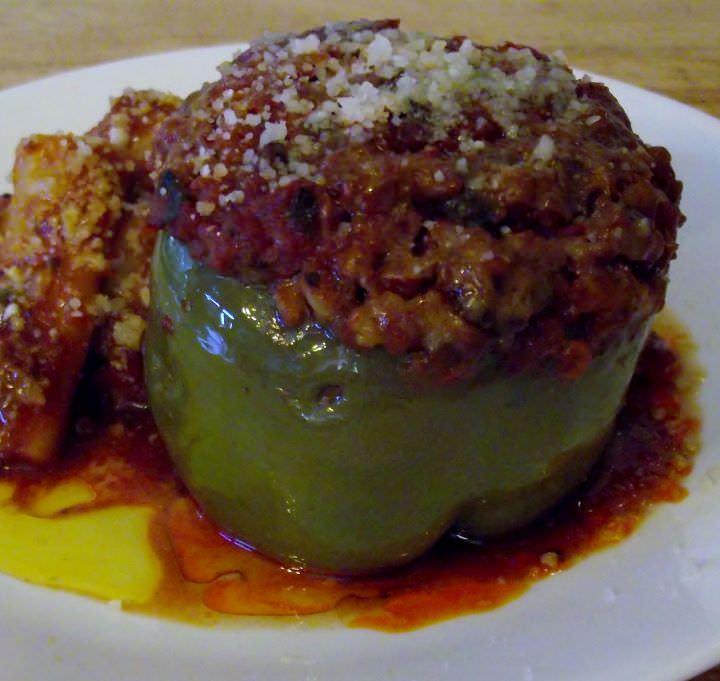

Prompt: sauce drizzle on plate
xmin=0 ymin=313 xmax=701 ymax=632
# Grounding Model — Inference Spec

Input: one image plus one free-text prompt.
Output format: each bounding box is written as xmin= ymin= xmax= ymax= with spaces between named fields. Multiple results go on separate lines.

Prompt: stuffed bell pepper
xmin=144 ymin=20 xmax=683 ymax=574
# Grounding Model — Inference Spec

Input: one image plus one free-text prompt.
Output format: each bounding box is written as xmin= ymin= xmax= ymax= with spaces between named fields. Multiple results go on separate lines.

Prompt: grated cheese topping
xmin=155 ymin=19 xmax=591 ymax=201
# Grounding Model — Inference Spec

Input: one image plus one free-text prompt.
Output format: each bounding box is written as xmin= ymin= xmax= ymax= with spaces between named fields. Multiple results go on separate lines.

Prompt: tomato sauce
xmin=152 ymin=22 xmax=684 ymax=383
xmin=0 ymin=315 xmax=701 ymax=632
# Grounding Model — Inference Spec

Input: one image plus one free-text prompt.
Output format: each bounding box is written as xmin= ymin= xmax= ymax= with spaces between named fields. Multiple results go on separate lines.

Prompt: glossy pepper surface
xmin=145 ymin=235 xmax=650 ymax=574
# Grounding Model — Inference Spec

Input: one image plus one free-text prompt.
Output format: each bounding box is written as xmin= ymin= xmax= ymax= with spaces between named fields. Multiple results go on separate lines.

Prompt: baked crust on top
xmin=150 ymin=19 xmax=683 ymax=378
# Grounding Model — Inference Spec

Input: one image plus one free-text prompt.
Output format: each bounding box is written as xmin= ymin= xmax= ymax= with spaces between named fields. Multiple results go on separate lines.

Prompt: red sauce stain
xmin=1 ymin=317 xmax=702 ymax=632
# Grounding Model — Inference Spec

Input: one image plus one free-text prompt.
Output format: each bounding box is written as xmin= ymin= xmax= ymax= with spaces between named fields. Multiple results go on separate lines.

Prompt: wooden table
xmin=2 ymin=0 xmax=719 ymax=118
xmin=1 ymin=2 xmax=719 ymax=679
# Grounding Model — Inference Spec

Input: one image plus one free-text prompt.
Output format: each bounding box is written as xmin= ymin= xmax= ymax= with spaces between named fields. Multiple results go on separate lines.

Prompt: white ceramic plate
xmin=1 ymin=46 xmax=720 ymax=681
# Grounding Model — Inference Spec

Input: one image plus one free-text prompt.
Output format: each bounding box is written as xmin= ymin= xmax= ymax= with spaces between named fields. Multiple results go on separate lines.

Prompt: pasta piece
xmin=0 ymin=135 xmax=122 ymax=464
xmin=85 ymin=90 xmax=181 ymax=411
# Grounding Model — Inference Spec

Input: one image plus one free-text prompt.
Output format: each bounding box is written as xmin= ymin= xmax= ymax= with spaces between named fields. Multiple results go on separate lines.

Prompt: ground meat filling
xmin=150 ymin=19 xmax=683 ymax=379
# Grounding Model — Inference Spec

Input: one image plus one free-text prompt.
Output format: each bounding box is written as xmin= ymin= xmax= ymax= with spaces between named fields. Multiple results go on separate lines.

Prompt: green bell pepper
xmin=145 ymin=234 xmax=649 ymax=574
